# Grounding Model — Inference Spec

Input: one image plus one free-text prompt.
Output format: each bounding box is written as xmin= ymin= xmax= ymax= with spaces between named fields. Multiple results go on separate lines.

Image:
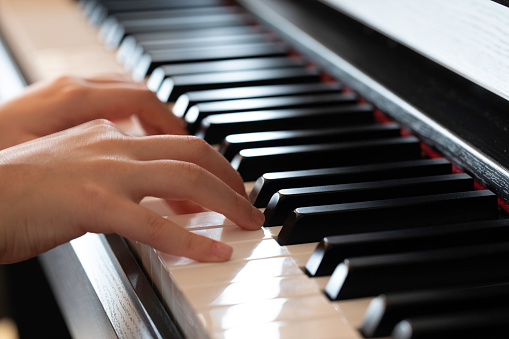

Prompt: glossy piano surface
xmin=1 ymin=0 xmax=509 ymax=338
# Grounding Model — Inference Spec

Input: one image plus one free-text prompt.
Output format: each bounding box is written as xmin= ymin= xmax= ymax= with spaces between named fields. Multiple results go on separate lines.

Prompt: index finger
xmin=131 ymin=135 xmax=248 ymax=199
xmin=88 ymin=197 xmax=235 ymax=262
xmin=78 ymin=84 xmax=188 ymax=135
xmin=124 ymin=160 xmax=263 ymax=231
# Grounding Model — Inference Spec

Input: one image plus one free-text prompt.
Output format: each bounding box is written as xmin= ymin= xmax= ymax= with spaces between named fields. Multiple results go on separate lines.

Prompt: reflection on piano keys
xmin=2 ymin=0 xmax=509 ymax=338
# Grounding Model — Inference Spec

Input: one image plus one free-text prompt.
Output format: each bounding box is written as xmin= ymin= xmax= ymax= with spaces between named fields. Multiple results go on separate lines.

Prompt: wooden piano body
xmin=1 ymin=0 xmax=509 ymax=338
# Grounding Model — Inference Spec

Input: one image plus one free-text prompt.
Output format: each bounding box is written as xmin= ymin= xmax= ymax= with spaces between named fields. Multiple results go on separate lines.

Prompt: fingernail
xmin=252 ymin=206 xmax=265 ymax=226
xmin=213 ymin=242 xmax=233 ymax=260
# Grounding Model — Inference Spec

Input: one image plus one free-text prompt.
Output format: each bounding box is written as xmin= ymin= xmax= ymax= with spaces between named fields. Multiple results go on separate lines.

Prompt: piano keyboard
xmin=3 ymin=0 xmax=509 ymax=338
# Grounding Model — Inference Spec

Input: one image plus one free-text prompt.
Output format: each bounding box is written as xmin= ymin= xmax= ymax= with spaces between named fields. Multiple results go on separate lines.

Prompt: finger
xmin=76 ymin=85 xmax=187 ymax=135
xmin=125 ymin=160 xmax=263 ymax=230
xmin=130 ymin=135 xmax=247 ymax=198
xmin=89 ymin=197 xmax=234 ymax=262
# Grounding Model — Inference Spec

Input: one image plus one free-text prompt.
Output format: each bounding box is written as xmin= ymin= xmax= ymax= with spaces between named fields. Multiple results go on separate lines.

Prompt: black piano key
xmin=119 ymin=26 xmax=264 ymax=68
xmin=233 ymin=136 xmax=421 ymax=182
xmin=147 ymin=56 xmax=305 ymax=93
xmin=361 ymin=283 xmax=509 ymax=337
xmin=325 ymin=238 xmax=508 ymax=300
xmin=81 ymin=1 xmax=100 ymax=20
xmin=173 ymin=81 xmax=340 ymax=117
xmin=134 ymin=41 xmax=287 ymax=80
xmin=115 ymin=12 xmax=251 ymax=33
xmin=185 ymin=92 xmax=357 ymax=134
xmin=250 ymin=158 xmax=453 ymax=207
xmin=197 ymin=104 xmax=375 ymax=145
xmin=391 ymin=309 xmax=509 ymax=339
xmin=89 ymin=0 xmax=229 ymax=26
xmin=124 ymin=32 xmax=273 ymax=71
xmin=306 ymin=218 xmax=509 ymax=277
xmin=105 ymin=12 xmax=254 ymax=49
xmin=264 ymin=173 xmax=473 ymax=226
xmin=100 ymin=6 xmax=241 ymax=49
xmin=278 ymin=190 xmax=498 ymax=245
xmin=107 ymin=5 xmax=238 ymax=23
xmin=158 ymin=67 xmax=319 ymax=103
xmin=220 ymin=123 xmax=400 ymax=161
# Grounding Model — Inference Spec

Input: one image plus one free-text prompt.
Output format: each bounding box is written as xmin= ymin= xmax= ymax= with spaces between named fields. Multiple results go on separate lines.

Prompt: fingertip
xmin=212 ymin=241 xmax=233 ymax=261
xmin=228 ymin=200 xmax=264 ymax=231
xmin=251 ymin=206 xmax=265 ymax=229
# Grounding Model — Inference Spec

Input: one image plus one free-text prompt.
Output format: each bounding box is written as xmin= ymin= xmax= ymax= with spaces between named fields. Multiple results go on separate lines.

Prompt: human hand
xmin=0 ymin=74 xmax=187 ymax=150
xmin=0 ymin=74 xmax=206 ymax=213
xmin=0 ymin=120 xmax=264 ymax=264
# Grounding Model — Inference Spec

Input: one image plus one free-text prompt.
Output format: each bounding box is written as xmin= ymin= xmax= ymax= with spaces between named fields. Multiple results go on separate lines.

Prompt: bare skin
xmin=0 ymin=75 xmax=264 ymax=264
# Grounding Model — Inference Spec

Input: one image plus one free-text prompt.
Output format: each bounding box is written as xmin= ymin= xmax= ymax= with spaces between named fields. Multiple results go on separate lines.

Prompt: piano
xmin=1 ymin=0 xmax=509 ymax=338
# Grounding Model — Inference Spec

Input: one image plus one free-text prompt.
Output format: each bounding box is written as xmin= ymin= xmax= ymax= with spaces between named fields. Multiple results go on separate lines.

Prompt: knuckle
xmin=88 ymin=119 xmax=123 ymax=138
xmin=183 ymin=136 xmax=214 ymax=160
xmin=90 ymin=118 xmax=116 ymax=128
xmin=80 ymin=119 xmax=123 ymax=145
xmin=77 ymin=180 xmax=108 ymax=202
xmin=53 ymin=76 xmax=89 ymax=99
xmin=184 ymin=135 xmax=210 ymax=153
xmin=180 ymin=161 xmax=206 ymax=185
xmin=52 ymin=74 xmax=77 ymax=86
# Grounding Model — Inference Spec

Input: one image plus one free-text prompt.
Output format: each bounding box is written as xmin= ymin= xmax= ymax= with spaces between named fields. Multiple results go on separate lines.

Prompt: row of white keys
xmin=137 ymin=197 xmax=367 ymax=339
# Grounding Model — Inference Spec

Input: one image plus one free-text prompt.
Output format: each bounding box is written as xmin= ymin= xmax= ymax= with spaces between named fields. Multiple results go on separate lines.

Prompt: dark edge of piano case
xmin=236 ymin=0 xmax=509 ymax=206
xmin=0 ymin=33 xmax=184 ymax=339
xmin=39 ymin=235 xmax=184 ymax=339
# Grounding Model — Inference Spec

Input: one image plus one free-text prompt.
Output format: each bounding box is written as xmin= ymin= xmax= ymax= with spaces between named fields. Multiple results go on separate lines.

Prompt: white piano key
xmin=159 ymin=238 xmax=292 ymax=268
xmin=151 ymin=254 xmax=166 ymax=301
xmin=262 ymin=226 xmax=319 ymax=254
xmin=245 ymin=181 xmax=256 ymax=193
xmin=198 ymin=295 xmax=340 ymax=331
xmin=167 ymin=211 xmax=235 ymax=230
xmin=212 ymin=316 xmax=362 ymax=339
xmin=263 ymin=225 xmax=319 ymax=265
xmin=144 ymin=201 xmax=372 ymax=339
xmin=171 ymin=256 xmax=304 ymax=288
xmin=226 ymin=238 xmax=292 ymax=261
xmin=140 ymin=196 xmax=175 ymax=216
xmin=289 ymin=253 xmax=313 ymax=267
xmin=190 ymin=224 xmax=273 ymax=243
xmin=313 ymin=276 xmax=331 ymax=291
xmin=139 ymin=243 xmax=154 ymax=279
xmin=333 ymin=297 xmax=374 ymax=330
xmin=183 ymin=275 xmax=323 ymax=309
xmin=282 ymin=242 xmax=319 ymax=257
xmin=265 ymin=225 xmax=283 ymax=238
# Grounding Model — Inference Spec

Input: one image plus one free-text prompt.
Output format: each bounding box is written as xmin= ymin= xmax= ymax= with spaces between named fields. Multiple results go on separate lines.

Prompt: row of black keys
xmin=81 ymin=1 xmax=509 ymax=338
